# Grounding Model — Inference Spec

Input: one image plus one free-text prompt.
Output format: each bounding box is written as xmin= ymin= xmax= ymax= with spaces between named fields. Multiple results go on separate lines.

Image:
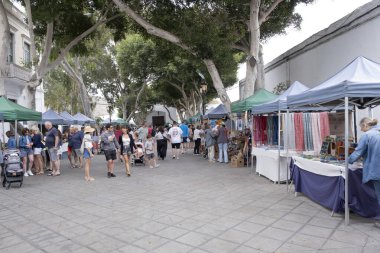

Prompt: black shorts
xmin=104 ymin=150 xmax=117 ymax=161
xmin=172 ymin=143 xmax=181 ymax=149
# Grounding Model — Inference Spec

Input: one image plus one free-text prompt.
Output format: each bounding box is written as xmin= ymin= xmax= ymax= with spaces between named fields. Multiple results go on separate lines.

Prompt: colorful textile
xmin=311 ymin=113 xmax=322 ymax=153
xmin=294 ymin=113 xmax=304 ymax=151
xmin=320 ymin=112 xmax=330 ymax=139
xmin=303 ymin=113 xmax=314 ymax=151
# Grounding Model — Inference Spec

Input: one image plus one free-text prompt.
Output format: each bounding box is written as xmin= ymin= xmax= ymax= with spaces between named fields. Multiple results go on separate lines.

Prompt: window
xmin=8 ymin=33 xmax=14 ymax=63
xmin=23 ymin=42 xmax=31 ymax=65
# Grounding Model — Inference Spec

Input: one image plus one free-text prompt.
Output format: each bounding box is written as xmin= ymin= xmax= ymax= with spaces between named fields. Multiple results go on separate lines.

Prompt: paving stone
xmin=218 ymin=229 xmax=253 ymax=244
xmin=244 ymin=235 xmax=283 ymax=252
xmin=259 ymin=227 xmax=294 ymax=241
xmin=117 ymin=244 xmax=147 ymax=253
xmin=271 ymin=219 xmax=304 ymax=232
xmin=234 ymin=221 xmax=266 ymax=234
xmin=176 ymin=231 xmax=213 ymax=247
xmin=299 ymin=224 xmax=334 ymax=238
xmin=153 ymin=241 xmax=193 ymax=253
xmin=133 ymin=235 xmax=168 ymax=250
xmin=234 ymin=245 xmax=263 ymax=253
xmin=287 ymin=233 xmax=326 ymax=249
xmin=156 ymin=226 xmax=189 ymax=239
xmin=200 ymin=238 xmax=239 ymax=253
xmin=331 ymin=230 xmax=368 ymax=246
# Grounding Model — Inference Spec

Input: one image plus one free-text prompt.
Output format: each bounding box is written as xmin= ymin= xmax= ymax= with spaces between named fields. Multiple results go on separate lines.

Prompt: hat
xmin=84 ymin=126 xmax=95 ymax=133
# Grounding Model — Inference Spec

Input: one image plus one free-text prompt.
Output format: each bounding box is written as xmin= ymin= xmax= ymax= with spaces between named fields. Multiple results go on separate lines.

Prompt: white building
xmin=145 ymin=105 xmax=179 ymax=126
xmin=264 ymin=0 xmax=380 ymax=91
xmin=4 ymin=0 xmax=44 ymax=112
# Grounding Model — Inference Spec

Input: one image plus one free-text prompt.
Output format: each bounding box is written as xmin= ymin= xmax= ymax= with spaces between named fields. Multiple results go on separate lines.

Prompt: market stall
xmin=60 ymin=111 xmax=78 ymax=124
xmin=73 ymin=112 xmax=95 ymax=124
xmin=287 ymin=56 xmax=380 ymax=224
xmin=250 ymin=82 xmax=309 ymax=182
xmin=42 ymin=109 xmax=73 ymax=125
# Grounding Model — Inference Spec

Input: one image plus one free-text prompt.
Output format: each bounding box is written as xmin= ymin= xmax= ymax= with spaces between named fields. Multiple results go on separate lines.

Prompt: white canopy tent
xmin=287 ymin=56 xmax=380 ymax=225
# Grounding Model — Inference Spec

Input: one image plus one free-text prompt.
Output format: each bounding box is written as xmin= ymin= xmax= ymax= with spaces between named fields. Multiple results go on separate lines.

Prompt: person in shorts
xmin=44 ymin=121 xmax=60 ymax=176
xmin=100 ymin=124 xmax=120 ymax=178
xmin=83 ymin=126 xmax=95 ymax=182
xmin=168 ymin=122 xmax=183 ymax=159
xmin=145 ymin=134 xmax=159 ymax=169
xmin=118 ymin=126 xmax=136 ymax=176
xmin=19 ymin=128 xmax=34 ymax=177
xmin=179 ymin=122 xmax=189 ymax=153
xmin=71 ymin=127 xmax=84 ymax=168
xmin=31 ymin=127 xmax=44 ymax=175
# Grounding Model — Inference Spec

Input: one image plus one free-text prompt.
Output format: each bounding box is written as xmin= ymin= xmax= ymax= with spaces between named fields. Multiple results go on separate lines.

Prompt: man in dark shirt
xmin=71 ymin=127 xmax=84 ymax=168
xmin=44 ymin=121 xmax=60 ymax=176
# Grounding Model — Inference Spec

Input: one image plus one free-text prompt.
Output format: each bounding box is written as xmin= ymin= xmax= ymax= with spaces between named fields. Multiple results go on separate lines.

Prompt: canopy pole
xmin=286 ymin=109 xmax=290 ymax=191
xmin=15 ymin=120 xmax=18 ymax=147
xmin=344 ymin=97 xmax=350 ymax=226
xmin=353 ymin=106 xmax=357 ymax=143
xmin=278 ymin=110 xmax=281 ymax=184
xmin=369 ymin=107 xmax=374 ymax=119
xmin=2 ymin=119 xmax=5 ymax=146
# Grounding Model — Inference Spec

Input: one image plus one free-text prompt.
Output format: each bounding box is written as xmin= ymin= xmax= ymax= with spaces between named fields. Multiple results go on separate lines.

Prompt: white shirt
xmin=168 ymin=126 xmax=183 ymax=144
xmin=84 ymin=134 xmax=93 ymax=149
xmin=194 ymin=129 xmax=201 ymax=139
xmin=144 ymin=140 xmax=154 ymax=154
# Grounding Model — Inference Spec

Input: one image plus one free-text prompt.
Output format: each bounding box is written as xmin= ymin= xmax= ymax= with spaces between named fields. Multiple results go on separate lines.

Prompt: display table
xmin=251 ymin=147 xmax=294 ymax=182
xmin=291 ymin=156 xmax=380 ymax=218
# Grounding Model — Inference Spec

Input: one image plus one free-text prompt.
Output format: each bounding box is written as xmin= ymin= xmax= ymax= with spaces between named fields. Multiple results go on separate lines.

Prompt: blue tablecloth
xmin=291 ymin=160 xmax=380 ymax=218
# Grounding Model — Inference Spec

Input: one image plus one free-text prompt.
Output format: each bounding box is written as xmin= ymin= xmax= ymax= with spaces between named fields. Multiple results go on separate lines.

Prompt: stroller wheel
xmin=6 ymin=183 xmax=10 ymax=190
xmin=19 ymin=182 xmax=23 ymax=188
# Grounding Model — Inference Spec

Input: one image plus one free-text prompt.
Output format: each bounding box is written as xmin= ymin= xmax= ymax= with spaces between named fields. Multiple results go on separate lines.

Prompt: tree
xmin=0 ymin=0 xmax=10 ymax=96
xmin=19 ymin=0 xmax=122 ymax=109
xmin=112 ymin=0 xmax=241 ymax=113
xmin=44 ymin=67 xmax=82 ymax=113
xmin=222 ymin=0 xmax=313 ymax=98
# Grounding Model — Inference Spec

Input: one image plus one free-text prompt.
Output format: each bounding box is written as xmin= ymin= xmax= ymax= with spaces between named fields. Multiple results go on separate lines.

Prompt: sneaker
xmin=107 ymin=172 xmax=111 ymax=178
xmin=110 ymin=173 xmax=116 ymax=177
xmin=24 ymin=172 xmax=29 ymax=177
xmin=172 ymin=156 xmax=175 ymax=159
xmin=27 ymin=170 xmax=34 ymax=176
xmin=149 ymin=166 xmax=153 ymax=169
xmin=176 ymin=157 xmax=179 ymax=160
xmin=155 ymin=164 xmax=160 ymax=168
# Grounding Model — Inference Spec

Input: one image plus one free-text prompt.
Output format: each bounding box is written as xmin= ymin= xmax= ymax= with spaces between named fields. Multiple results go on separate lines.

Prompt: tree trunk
xmin=244 ymin=0 xmax=261 ymax=98
xmin=0 ymin=1 xmax=10 ymax=96
xmin=255 ymin=44 xmax=265 ymax=90
xmin=203 ymin=59 xmax=231 ymax=112
xmin=61 ymin=58 xmax=92 ymax=117
xmin=163 ymin=105 xmax=176 ymax=123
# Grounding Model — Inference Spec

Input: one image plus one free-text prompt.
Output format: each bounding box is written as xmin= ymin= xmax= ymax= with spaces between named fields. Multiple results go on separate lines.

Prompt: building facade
xmin=264 ymin=1 xmax=380 ymax=91
xmin=145 ymin=105 xmax=179 ymax=127
xmin=4 ymin=0 xmax=44 ymax=111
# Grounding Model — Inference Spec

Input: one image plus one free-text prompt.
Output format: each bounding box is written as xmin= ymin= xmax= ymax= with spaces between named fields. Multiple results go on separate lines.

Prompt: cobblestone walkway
xmin=1 ymin=151 xmax=380 ymax=253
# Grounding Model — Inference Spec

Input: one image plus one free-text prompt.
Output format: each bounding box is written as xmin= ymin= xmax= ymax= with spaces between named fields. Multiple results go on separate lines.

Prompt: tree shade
xmin=0 ymin=97 xmax=41 ymax=121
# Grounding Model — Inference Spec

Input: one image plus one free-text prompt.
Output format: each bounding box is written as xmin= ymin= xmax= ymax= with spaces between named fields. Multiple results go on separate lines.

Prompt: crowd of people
xmin=0 ymin=120 xmax=232 ymax=184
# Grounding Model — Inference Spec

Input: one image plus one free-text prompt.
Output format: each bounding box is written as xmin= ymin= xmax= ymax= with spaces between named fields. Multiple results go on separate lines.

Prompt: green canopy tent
xmin=0 ymin=97 xmax=42 ymax=144
xmin=231 ymin=89 xmax=278 ymax=113
xmin=187 ymin=112 xmax=202 ymax=123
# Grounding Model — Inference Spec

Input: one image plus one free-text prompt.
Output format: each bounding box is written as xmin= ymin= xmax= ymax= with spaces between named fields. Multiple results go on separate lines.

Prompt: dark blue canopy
xmin=73 ymin=112 xmax=95 ymax=124
xmin=60 ymin=111 xmax=78 ymax=124
xmin=42 ymin=109 xmax=71 ymax=125
xmin=204 ymin=104 xmax=229 ymax=119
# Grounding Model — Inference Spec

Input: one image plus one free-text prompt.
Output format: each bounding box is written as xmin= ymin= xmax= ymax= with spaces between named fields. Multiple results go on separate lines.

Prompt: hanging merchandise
xmin=311 ymin=113 xmax=322 ymax=153
xmin=320 ymin=112 xmax=330 ymax=139
xmin=303 ymin=113 xmax=314 ymax=151
xmin=287 ymin=113 xmax=296 ymax=150
xmin=273 ymin=115 xmax=279 ymax=145
xmin=294 ymin=113 xmax=304 ymax=151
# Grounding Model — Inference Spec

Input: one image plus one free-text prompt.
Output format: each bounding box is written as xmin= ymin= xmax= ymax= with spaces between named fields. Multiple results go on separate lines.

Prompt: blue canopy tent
xmin=251 ymin=81 xmax=309 ymax=114
xmin=287 ymin=56 xmax=380 ymax=225
xmin=204 ymin=104 xmax=229 ymax=119
xmin=42 ymin=109 xmax=71 ymax=125
xmin=73 ymin=113 xmax=95 ymax=124
xmin=60 ymin=111 xmax=78 ymax=124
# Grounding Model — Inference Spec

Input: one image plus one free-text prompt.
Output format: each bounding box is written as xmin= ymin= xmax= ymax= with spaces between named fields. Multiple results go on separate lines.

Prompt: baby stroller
xmin=131 ymin=142 xmax=145 ymax=166
xmin=2 ymin=149 xmax=23 ymax=190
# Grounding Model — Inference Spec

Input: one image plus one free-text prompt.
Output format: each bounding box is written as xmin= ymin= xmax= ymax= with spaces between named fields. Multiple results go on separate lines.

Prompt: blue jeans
xmin=372 ymin=180 xmax=380 ymax=205
xmin=218 ymin=143 xmax=228 ymax=163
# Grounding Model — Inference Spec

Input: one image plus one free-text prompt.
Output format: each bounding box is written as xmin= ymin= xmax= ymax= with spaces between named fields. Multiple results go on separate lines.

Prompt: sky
xmin=227 ymin=0 xmax=374 ymax=102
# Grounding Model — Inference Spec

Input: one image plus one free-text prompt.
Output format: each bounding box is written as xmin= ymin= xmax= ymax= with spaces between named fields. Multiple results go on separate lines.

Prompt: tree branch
xmin=163 ymin=105 xmax=176 ymax=123
xmin=112 ymin=0 xmax=196 ymax=55
xmin=259 ymin=0 xmax=285 ymax=24
xmin=44 ymin=13 xmax=122 ymax=76
xmin=126 ymin=82 xmax=147 ymax=122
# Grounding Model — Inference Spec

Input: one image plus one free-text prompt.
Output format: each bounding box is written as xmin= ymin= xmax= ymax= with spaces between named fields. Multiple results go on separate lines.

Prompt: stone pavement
xmin=1 ymin=150 xmax=380 ymax=253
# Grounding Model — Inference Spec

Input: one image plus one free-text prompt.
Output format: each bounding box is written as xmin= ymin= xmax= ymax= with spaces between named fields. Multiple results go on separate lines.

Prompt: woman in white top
xmin=83 ymin=126 xmax=95 ymax=182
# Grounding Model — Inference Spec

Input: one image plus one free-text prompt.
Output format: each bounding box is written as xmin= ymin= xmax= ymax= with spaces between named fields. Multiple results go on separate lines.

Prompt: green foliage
xmin=44 ymin=67 xmax=82 ymax=113
xmin=273 ymin=81 xmax=290 ymax=95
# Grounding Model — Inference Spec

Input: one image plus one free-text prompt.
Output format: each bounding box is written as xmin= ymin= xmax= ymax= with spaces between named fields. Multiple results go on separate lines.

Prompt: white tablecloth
xmin=291 ymin=156 xmax=355 ymax=178
xmin=251 ymin=147 xmax=291 ymax=182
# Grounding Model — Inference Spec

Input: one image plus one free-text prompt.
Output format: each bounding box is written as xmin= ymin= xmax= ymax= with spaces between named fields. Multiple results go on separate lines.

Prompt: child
xmin=6 ymin=131 xmax=16 ymax=149
xmin=145 ymin=134 xmax=159 ymax=169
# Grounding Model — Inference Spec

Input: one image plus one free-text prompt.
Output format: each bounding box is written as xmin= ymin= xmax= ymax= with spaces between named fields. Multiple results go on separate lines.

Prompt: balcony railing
xmin=8 ymin=64 xmax=32 ymax=82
